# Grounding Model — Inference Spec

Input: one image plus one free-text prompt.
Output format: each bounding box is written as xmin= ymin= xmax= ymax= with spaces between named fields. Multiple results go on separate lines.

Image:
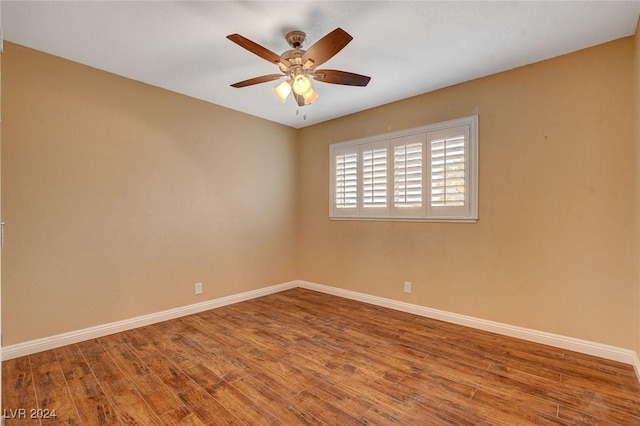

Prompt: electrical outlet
xmin=194 ymin=282 xmax=203 ymax=295
xmin=404 ymin=281 xmax=412 ymax=294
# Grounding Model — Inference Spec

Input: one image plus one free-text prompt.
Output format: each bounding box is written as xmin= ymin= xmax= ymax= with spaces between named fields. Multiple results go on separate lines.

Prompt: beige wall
xmin=2 ymin=37 xmax=638 ymax=352
xmin=1 ymin=43 xmax=298 ymax=345
xmin=635 ymin=18 xmax=640 ymax=357
xmin=298 ymin=38 xmax=636 ymax=349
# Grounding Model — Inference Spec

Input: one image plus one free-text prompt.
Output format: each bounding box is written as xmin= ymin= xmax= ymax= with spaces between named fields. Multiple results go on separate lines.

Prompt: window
xmin=329 ymin=115 xmax=478 ymax=222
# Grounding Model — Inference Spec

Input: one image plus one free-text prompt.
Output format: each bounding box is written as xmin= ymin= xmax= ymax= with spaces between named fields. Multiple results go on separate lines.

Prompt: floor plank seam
xmin=52 ymin=350 xmax=84 ymax=425
xmin=26 ymin=355 xmax=42 ymax=426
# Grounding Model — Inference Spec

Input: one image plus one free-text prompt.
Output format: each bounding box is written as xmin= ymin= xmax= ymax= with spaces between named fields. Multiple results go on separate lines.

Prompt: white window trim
xmin=329 ymin=115 xmax=478 ymax=222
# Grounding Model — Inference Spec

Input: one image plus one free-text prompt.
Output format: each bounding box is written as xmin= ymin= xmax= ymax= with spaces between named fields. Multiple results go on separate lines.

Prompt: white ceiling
xmin=3 ymin=1 xmax=640 ymax=129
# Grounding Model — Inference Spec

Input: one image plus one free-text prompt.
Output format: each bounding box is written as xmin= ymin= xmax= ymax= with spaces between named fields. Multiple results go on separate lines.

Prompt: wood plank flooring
xmin=3 ymin=288 xmax=640 ymax=425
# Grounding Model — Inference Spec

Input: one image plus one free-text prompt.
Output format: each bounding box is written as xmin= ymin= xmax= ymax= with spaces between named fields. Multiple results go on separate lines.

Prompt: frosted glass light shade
xmin=293 ymin=74 xmax=312 ymax=95
xmin=273 ymin=80 xmax=292 ymax=102
xmin=302 ymin=87 xmax=319 ymax=105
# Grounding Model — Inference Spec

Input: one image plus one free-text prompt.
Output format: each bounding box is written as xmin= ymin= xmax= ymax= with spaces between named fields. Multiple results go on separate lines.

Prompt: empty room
xmin=2 ymin=1 xmax=640 ymax=424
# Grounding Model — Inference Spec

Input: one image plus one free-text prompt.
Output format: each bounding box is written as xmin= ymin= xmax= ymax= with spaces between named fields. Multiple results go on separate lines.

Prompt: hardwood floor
xmin=3 ymin=288 xmax=640 ymax=425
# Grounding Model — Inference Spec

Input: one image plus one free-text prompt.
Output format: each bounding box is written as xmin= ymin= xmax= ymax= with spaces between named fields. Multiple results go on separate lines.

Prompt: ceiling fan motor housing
xmin=280 ymin=49 xmax=306 ymax=69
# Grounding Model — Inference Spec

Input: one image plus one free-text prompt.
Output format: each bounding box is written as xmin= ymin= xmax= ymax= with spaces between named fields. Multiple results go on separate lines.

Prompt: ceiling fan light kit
xmin=227 ymin=28 xmax=370 ymax=107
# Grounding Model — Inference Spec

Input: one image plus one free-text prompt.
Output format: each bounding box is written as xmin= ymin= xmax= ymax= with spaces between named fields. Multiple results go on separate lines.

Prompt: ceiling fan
xmin=227 ymin=28 xmax=371 ymax=107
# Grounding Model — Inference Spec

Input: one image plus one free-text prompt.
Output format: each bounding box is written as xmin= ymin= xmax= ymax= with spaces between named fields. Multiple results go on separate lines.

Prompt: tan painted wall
xmin=2 ymin=37 xmax=638 ymax=351
xmin=298 ymin=38 xmax=636 ymax=349
xmin=635 ymin=18 xmax=640 ymax=357
xmin=1 ymin=43 xmax=298 ymax=345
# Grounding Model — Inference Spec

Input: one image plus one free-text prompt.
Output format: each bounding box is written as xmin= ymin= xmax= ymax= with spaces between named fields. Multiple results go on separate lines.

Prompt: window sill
xmin=329 ymin=216 xmax=478 ymax=223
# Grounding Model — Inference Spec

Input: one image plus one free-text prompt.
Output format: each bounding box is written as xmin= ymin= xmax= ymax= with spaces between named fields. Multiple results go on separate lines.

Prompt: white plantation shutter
xmin=361 ymin=142 xmax=389 ymax=215
xmin=331 ymin=146 xmax=358 ymax=216
xmin=392 ymin=133 xmax=425 ymax=217
xmin=428 ymin=125 xmax=471 ymax=218
xmin=329 ymin=115 xmax=477 ymax=221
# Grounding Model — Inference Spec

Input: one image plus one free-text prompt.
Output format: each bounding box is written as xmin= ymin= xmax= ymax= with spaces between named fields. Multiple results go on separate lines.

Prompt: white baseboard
xmin=3 ymin=278 xmax=639 ymax=385
xmin=298 ymin=280 xmax=639 ymax=367
xmin=2 ymin=281 xmax=298 ymax=360
xmin=633 ymin=352 xmax=640 ymax=380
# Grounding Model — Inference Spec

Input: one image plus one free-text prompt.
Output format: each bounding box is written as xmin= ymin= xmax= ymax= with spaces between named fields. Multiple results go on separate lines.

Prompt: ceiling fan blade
xmin=302 ymin=28 xmax=353 ymax=69
xmin=227 ymin=34 xmax=281 ymax=64
xmin=230 ymin=74 xmax=284 ymax=88
xmin=313 ymin=69 xmax=371 ymax=87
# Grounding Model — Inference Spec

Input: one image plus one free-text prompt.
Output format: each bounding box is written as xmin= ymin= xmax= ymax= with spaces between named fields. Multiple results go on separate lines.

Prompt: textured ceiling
xmin=3 ymin=1 xmax=640 ymax=128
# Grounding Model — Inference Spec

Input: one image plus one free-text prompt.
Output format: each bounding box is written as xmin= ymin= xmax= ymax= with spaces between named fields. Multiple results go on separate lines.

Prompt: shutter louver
xmin=363 ymin=147 xmax=388 ymax=208
xmin=394 ymin=142 xmax=423 ymax=208
xmin=335 ymin=152 xmax=358 ymax=209
xmin=431 ymin=135 xmax=466 ymax=207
